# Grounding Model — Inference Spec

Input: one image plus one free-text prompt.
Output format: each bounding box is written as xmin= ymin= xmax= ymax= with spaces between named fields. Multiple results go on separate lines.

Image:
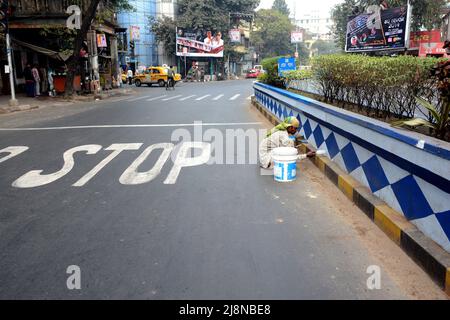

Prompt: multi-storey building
xmin=295 ymin=8 xmax=333 ymax=41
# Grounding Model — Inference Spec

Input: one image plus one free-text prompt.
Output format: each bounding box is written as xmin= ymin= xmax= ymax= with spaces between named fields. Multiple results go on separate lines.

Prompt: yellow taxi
xmin=134 ymin=66 xmax=182 ymax=87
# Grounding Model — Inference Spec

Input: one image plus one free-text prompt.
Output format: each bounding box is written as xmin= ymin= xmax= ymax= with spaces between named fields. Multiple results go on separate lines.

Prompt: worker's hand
xmin=306 ymin=151 xmax=316 ymax=158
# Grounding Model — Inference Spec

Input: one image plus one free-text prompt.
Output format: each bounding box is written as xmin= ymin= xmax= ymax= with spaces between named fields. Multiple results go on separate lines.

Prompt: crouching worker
xmin=259 ymin=116 xmax=315 ymax=169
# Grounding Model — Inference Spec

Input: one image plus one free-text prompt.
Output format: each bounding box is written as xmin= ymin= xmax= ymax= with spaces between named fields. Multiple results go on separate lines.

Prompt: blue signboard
xmin=278 ymin=57 xmax=296 ymax=77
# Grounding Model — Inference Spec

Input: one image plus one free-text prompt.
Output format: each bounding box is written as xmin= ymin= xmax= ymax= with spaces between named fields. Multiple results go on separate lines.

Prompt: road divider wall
xmin=252 ymin=82 xmax=450 ymax=295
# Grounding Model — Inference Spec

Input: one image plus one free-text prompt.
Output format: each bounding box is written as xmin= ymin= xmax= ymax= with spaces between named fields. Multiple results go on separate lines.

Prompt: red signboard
xmin=409 ymin=30 xmax=447 ymax=57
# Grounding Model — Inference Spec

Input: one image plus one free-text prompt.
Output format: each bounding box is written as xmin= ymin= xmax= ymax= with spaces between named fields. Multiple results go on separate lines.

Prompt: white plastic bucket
xmin=272 ymin=147 xmax=298 ymax=182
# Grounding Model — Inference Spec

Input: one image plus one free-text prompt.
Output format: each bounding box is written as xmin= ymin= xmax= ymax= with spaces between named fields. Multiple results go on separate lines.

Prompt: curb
xmin=251 ymin=96 xmax=450 ymax=296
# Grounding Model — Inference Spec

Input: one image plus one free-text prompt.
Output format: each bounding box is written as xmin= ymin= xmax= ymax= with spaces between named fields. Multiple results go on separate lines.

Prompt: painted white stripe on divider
xmin=213 ymin=94 xmax=224 ymax=101
xmin=127 ymin=95 xmax=151 ymax=102
xmin=196 ymin=95 xmax=211 ymax=101
xmin=230 ymin=94 xmax=240 ymax=100
xmin=0 ymin=122 xmax=263 ymax=131
xmin=146 ymin=95 xmax=167 ymax=101
xmin=179 ymin=95 xmax=196 ymax=101
xmin=162 ymin=95 xmax=182 ymax=101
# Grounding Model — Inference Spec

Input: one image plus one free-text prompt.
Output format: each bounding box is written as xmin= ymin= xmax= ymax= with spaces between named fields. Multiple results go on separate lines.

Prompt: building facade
xmin=117 ymin=0 xmax=158 ymax=71
xmin=295 ymin=9 xmax=333 ymax=41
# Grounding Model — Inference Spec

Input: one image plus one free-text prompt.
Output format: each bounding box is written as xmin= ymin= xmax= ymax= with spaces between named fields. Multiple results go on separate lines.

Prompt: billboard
xmin=176 ymin=28 xmax=224 ymax=58
xmin=291 ymin=31 xmax=303 ymax=43
xmin=96 ymin=34 xmax=107 ymax=48
xmin=345 ymin=6 xmax=408 ymax=52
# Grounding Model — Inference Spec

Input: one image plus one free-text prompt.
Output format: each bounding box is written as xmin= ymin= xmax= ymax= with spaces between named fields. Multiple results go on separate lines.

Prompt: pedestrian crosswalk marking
xmin=162 ymin=95 xmax=182 ymax=101
xmin=146 ymin=95 xmax=167 ymax=101
xmin=230 ymin=94 xmax=240 ymax=101
xmin=196 ymin=94 xmax=211 ymax=101
xmin=179 ymin=95 xmax=196 ymax=101
xmin=213 ymin=94 xmax=224 ymax=101
xmin=127 ymin=95 xmax=151 ymax=102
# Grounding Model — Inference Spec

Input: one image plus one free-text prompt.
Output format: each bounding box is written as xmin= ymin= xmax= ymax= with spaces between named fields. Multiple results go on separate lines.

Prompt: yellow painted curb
xmin=315 ymin=156 xmax=326 ymax=173
xmin=374 ymin=205 xmax=410 ymax=245
xmin=446 ymin=268 xmax=450 ymax=296
xmin=338 ymin=175 xmax=358 ymax=200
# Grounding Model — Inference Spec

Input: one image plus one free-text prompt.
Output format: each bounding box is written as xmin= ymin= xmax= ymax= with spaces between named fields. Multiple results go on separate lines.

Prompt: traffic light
xmin=0 ymin=0 xmax=8 ymax=34
xmin=129 ymin=40 xmax=135 ymax=50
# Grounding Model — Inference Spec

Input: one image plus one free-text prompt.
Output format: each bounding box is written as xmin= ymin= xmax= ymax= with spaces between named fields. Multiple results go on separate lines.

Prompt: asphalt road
xmin=0 ymin=80 xmax=447 ymax=299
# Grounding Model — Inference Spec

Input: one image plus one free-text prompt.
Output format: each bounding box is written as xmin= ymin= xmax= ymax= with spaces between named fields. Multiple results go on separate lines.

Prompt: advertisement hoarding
xmin=176 ymin=27 xmax=224 ymax=58
xmin=345 ymin=6 xmax=408 ymax=52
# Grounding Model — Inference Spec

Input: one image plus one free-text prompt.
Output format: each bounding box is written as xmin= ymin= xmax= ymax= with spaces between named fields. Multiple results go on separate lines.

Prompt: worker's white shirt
xmin=127 ymin=70 xmax=133 ymax=77
xmin=259 ymin=130 xmax=295 ymax=168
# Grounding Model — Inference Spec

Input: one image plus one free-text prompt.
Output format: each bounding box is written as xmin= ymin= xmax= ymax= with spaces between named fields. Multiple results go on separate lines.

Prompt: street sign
xmin=291 ymin=31 xmax=303 ymax=43
xmin=278 ymin=57 xmax=296 ymax=77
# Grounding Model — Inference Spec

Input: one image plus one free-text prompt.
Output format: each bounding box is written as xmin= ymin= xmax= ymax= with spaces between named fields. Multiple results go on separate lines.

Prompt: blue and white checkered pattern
xmin=255 ymin=90 xmax=450 ymax=252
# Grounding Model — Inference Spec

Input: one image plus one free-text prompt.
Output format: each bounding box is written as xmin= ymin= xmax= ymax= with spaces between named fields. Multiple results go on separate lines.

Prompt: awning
xmin=12 ymin=38 xmax=71 ymax=62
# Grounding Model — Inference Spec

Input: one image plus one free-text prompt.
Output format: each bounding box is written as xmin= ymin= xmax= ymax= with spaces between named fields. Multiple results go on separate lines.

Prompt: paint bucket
xmin=273 ymin=147 xmax=298 ymax=182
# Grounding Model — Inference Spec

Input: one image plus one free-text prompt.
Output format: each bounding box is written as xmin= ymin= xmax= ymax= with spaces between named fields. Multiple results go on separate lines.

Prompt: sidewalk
xmin=0 ymin=87 xmax=135 ymax=115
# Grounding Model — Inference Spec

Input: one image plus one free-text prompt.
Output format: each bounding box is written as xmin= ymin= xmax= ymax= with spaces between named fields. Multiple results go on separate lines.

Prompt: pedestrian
xmin=31 ymin=64 xmax=41 ymax=97
xmin=24 ymin=63 xmax=35 ymax=97
xmin=200 ymin=68 xmax=205 ymax=82
xmin=47 ymin=68 xmax=55 ymax=97
xmin=127 ymin=68 xmax=133 ymax=85
xmin=259 ymin=116 xmax=315 ymax=168
xmin=167 ymin=65 xmax=175 ymax=89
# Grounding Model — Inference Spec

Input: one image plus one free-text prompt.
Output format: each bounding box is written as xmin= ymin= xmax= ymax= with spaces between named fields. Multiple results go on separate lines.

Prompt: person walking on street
xmin=166 ymin=66 xmax=175 ymax=90
xmin=31 ymin=64 xmax=41 ymax=97
xmin=127 ymin=68 xmax=133 ymax=85
xmin=24 ymin=63 xmax=35 ymax=97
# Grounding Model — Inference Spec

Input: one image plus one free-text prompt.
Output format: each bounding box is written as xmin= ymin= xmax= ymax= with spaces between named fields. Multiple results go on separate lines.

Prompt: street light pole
xmin=6 ymin=31 xmax=17 ymax=106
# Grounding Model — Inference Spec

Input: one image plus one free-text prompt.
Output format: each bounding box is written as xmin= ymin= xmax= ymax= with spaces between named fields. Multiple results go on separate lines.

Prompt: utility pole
xmin=1 ymin=0 xmax=18 ymax=106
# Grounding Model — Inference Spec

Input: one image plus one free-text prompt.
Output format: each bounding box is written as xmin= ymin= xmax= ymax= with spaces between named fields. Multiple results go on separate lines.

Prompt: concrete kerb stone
xmin=251 ymin=98 xmax=450 ymax=296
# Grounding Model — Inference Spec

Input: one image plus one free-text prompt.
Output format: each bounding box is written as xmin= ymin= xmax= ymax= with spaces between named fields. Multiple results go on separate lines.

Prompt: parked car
xmin=134 ymin=66 xmax=182 ymax=87
xmin=245 ymin=69 xmax=261 ymax=79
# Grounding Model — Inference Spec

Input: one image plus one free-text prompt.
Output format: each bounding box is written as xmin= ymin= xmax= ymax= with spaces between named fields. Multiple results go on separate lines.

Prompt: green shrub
xmin=259 ymin=56 xmax=287 ymax=88
xmin=310 ymin=54 xmax=442 ymax=118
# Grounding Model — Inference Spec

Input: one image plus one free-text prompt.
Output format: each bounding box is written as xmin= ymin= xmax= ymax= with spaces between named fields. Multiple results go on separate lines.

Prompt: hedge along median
xmin=252 ymin=81 xmax=450 ymax=294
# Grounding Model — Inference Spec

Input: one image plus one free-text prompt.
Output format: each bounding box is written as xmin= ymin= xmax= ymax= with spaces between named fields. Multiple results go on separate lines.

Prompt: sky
xmin=257 ymin=0 xmax=343 ymax=18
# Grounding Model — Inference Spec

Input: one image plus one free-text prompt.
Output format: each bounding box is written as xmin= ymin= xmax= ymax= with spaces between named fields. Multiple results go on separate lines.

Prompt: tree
xmin=331 ymin=0 xmax=448 ymax=50
xmin=272 ymin=0 xmax=290 ymax=17
xmin=65 ymin=0 xmax=134 ymax=96
xmin=150 ymin=16 xmax=177 ymax=57
xmin=252 ymin=9 xmax=308 ymax=63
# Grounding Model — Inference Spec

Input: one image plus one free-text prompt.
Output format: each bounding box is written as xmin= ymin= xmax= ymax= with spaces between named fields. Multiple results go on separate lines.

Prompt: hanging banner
xmin=176 ymin=27 xmax=224 ymax=58
xmin=96 ymin=34 xmax=107 ymax=48
xmin=130 ymin=26 xmax=140 ymax=41
xmin=229 ymin=29 xmax=241 ymax=43
xmin=345 ymin=6 xmax=408 ymax=52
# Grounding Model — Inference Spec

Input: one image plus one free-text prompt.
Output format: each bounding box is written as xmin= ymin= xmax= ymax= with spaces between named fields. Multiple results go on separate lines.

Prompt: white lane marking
xmin=162 ymin=95 xmax=182 ymax=101
xmin=229 ymin=94 xmax=241 ymax=101
xmin=146 ymin=95 xmax=167 ymax=101
xmin=12 ymin=145 xmax=102 ymax=188
xmin=179 ymin=95 xmax=196 ymax=101
xmin=164 ymin=142 xmax=211 ymax=184
xmin=72 ymin=143 xmax=142 ymax=187
xmin=196 ymin=94 xmax=211 ymax=101
xmin=119 ymin=143 xmax=174 ymax=185
xmin=0 ymin=146 xmax=29 ymax=164
xmin=127 ymin=95 xmax=151 ymax=102
xmin=0 ymin=122 xmax=263 ymax=131
xmin=212 ymin=94 xmax=224 ymax=101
